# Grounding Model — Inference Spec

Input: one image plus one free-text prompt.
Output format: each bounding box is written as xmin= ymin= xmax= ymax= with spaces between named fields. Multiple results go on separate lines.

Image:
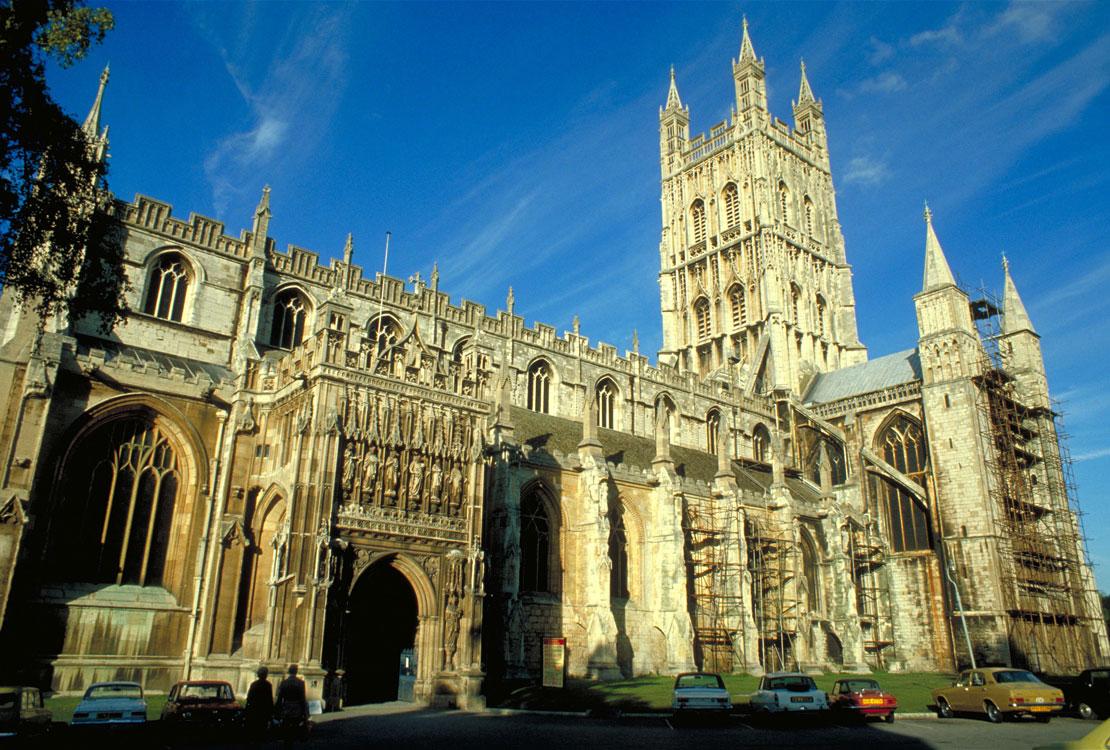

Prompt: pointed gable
xmin=1002 ymin=257 xmax=1037 ymax=335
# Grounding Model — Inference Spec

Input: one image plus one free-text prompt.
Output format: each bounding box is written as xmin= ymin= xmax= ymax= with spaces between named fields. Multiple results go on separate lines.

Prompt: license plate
xmin=862 ymin=699 xmax=883 ymax=705
xmin=791 ymin=697 xmax=813 ymax=703
xmin=1030 ymin=706 xmax=1052 ymax=712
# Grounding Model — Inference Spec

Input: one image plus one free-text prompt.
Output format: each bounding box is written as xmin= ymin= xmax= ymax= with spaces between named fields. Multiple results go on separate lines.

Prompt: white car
xmin=71 ymin=681 xmax=147 ymax=726
xmin=672 ymin=672 xmax=732 ymax=723
xmin=748 ymin=672 xmax=828 ymax=714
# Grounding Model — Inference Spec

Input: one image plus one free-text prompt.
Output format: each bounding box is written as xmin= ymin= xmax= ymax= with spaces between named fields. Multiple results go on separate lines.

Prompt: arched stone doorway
xmin=342 ymin=561 xmax=419 ymax=705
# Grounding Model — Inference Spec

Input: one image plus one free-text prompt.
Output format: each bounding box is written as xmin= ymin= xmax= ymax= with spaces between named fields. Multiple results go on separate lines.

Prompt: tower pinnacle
xmin=798 ymin=59 xmax=816 ymax=105
xmin=1001 ymin=257 xmax=1036 ymax=335
xmin=665 ymin=66 xmax=683 ymax=110
xmin=739 ymin=16 xmax=758 ymax=62
xmin=82 ymin=64 xmax=110 ymax=139
xmin=922 ymin=203 xmax=956 ymax=292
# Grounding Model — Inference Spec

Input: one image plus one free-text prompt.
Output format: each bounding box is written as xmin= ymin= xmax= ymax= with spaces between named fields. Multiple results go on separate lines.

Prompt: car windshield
xmin=86 ymin=684 xmax=143 ymax=700
xmin=766 ymin=676 xmax=816 ymax=692
xmin=675 ymin=674 xmax=724 ymax=690
xmin=993 ymin=670 xmax=1041 ymax=684
xmin=844 ymin=680 xmax=880 ymax=692
xmin=179 ymin=684 xmax=233 ymax=701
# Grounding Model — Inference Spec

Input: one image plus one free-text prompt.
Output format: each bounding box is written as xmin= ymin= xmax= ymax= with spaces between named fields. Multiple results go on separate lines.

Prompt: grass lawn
xmin=491 ymin=672 xmax=955 ymax=715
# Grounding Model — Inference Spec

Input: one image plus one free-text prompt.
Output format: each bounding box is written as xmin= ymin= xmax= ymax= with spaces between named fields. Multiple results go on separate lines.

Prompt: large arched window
xmin=722 ymin=183 xmax=740 ymax=229
xmin=876 ymin=416 xmax=931 ymax=552
xmin=706 ymin=409 xmax=721 ymax=455
xmin=690 ymin=199 xmax=706 ymax=245
xmin=694 ymin=297 xmax=711 ymax=340
xmin=527 ymin=360 xmax=552 ymax=414
xmin=270 ymin=289 xmax=308 ymax=349
xmin=520 ymin=488 xmax=551 ymax=593
xmin=143 ymin=253 xmax=190 ymax=322
xmin=609 ymin=503 xmax=629 ymax=599
xmin=799 ymin=531 xmax=819 ymax=613
xmin=729 ymin=285 xmax=746 ymax=330
xmin=753 ymin=424 xmax=772 ymax=463
xmin=597 ymin=379 xmax=618 ymax=430
xmin=367 ymin=314 xmax=402 ymax=363
xmin=54 ymin=418 xmax=181 ymax=586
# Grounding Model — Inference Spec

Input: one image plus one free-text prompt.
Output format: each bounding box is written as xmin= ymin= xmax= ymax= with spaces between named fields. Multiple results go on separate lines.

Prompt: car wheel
xmin=1077 ymin=702 xmax=1095 ymax=720
xmin=984 ymin=702 xmax=1003 ymax=724
xmin=883 ymin=711 xmax=896 ymax=723
xmin=937 ymin=698 xmax=952 ymax=719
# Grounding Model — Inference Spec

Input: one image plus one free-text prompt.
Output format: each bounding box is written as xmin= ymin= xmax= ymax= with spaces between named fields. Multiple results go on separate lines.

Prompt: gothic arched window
xmin=816 ymin=295 xmax=827 ymax=338
xmin=520 ymin=488 xmax=551 ymax=594
xmin=527 ymin=360 xmax=552 ymax=414
xmin=235 ymin=497 xmax=287 ymax=650
xmin=691 ymin=200 xmax=706 ymax=245
xmin=729 ymin=285 xmax=746 ymax=330
xmin=799 ymin=531 xmax=819 ymax=613
xmin=144 ymin=253 xmax=190 ymax=322
xmin=753 ymin=424 xmax=771 ymax=463
xmin=597 ymin=379 xmax=617 ymax=430
xmin=270 ymin=290 xmax=308 ymax=349
xmin=779 ymin=182 xmax=790 ymax=224
xmin=791 ymin=284 xmax=801 ymax=327
xmin=723 ymin=183 xmax=740 ymax=229
xmin=54 ymin=418 xmax=181 ymax=587
xmin=609 ymin=503 xmax=629 ymax=599
xmin=804 ymin=196 xmax=815 ymax=237
xmin=876 ymin=416 xmax=931 ymax=552
xmin=706 ymin=409 xmax=721 ymax=455
xmin=367 ymin=315 xmax=402 ymax=362
xmin=694 ymin=297 xmax=711 ymax=340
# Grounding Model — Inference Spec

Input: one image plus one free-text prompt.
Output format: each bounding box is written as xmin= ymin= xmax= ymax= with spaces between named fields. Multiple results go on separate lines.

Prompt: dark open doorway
xmin=342 ymin=561 xmax=418 ymax=705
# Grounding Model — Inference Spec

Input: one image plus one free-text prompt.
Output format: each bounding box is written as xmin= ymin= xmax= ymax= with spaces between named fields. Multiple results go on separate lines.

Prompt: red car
xmin=827 ymin=678 xmax=897 ymax=722
xmin=161 ymin=681 xmax=244 ymax=731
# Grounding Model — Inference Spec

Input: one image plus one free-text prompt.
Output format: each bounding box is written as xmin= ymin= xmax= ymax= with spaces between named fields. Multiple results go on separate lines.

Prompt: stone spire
xmin=1001 ymin=257 xmax=1036 ymax=335
xmin=922 ymin=204 xmax=957 ymax=292
xmin=82 ymin=64 xmax=110 ymax=139
xmin=250 ymin=186 xmax=272 ymax=257
xmin=739 ymin=16 xmax=758 ymax=62
xmin=343 ymin=233 xmax=353 ymax=264
xmin=664 ymin=66 xmax=683 ymax=110
xmin=797 ymin=59 xmax=816 ymax=105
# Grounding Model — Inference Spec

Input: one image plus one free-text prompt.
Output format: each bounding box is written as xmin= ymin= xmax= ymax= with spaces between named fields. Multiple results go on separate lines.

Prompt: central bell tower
xmin=657 ymin=19 xmax=866 ymax=392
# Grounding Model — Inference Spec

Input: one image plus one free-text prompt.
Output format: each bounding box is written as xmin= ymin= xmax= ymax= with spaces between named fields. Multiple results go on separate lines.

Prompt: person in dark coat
xmin=245 ymin=665 xmax=273 ymax=750
xmin=274 ymin=664 xmax=310 ymax=748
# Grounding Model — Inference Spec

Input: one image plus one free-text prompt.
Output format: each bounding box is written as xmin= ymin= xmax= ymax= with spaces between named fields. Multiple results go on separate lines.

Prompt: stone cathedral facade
xmin=0 ymin=23 xmax=1105 ymax=706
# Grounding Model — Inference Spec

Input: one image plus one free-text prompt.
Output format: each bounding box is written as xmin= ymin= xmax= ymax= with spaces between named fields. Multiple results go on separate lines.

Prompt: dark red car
xmin=827 ymin=678 xmax=897 ymax=722
xmin=161 ymin=681 xmax=244 ymax=732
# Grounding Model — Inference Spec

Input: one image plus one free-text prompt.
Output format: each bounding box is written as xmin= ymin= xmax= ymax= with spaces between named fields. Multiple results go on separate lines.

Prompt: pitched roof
xmin=803 ymin=349 xmax=922 ymax=405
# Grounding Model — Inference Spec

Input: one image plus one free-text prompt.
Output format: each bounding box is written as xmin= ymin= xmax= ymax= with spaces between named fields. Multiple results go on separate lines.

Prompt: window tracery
xmin=527 ymin=360 xmax=552 ymax=414
xmin=520 ymin=488 xmax=551 ymax=594
xmin=609 ymin=503 xmax=629 ymax=599
xmin=270 ymin=290 xmax=308 ymax=349
xmin=876 ymin=416 xmax=931 ymax=552
xmin=723 ymin=183 xmax=740 ymax=229
xmin=144 ymin=253 xmax=190 ymax=322
xmin=597 ymin=379 xmax=617 ymax=430
xmin=690 ymin=200 xmax=706 ymax=245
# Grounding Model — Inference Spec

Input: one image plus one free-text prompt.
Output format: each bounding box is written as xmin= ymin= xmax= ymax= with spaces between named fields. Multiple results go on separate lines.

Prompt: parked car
xmin=827 ymin=678 xmax=897 ymax=722
xmin=1034 ymin=717 xmax=1110 ymax=750
xmin=71 ymin=681 xmax=147 ymax=726
xmin=932 ymin=668 xmax=1064 ymax=723
xmin=0 ymin=686 xmax=53 ymax=739
xmin=161 ymin=680 xmax=245 ymax=731
xmin=1060 ymin=667 xmax=1110 ymax=720
xmin=748 ymin=672 xmax=828 ymax=714
xmin=671 ymin=672 xmax=732 ymax=723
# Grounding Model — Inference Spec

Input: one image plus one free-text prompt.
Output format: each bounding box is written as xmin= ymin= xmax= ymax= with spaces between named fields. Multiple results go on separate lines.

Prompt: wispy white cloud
xmin=194 ymin=5 xmax=354 ymax=215
xmin=867 ymin=36 xmax=894 ymax=66
xmin=909 ymin=11 xmax=964 ymax=48
xmin=842 ymin=154 xmax=891 ymax=186
xmin=857 ymin=71 xmax=908 ymax=94
xmin=985 ymin=2 xmax=1063 ymax=45
xmin=1072 ymin=446 xmax=1110 ymax=462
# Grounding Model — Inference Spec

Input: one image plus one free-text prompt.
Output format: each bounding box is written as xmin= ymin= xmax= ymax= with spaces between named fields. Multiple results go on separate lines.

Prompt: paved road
xmin=151 ymin=702 xmax=1100 ymax=749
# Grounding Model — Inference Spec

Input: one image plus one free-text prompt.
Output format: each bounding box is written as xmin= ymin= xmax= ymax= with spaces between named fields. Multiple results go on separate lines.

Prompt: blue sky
xmin=46 ymin=1 xmax=1110 ymax=590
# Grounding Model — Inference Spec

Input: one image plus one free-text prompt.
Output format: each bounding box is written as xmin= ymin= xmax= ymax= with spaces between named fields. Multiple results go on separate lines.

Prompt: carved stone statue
xmin=429 ymin=461 xmax=443 ymax=503
xmin=383 ymin=452 xmax=399 ymax=501
xmin=443 ymin=589 xmax=462 ymax=671
xmin=341 ymin=444 xmax=358 ymax=498
xmin=407 ymin=457 xmax=425 ymax=504
xmin=447 ymin=465 xmax=464 ymax=515
xmin=362 ymin=447 xmax=379 ymax=500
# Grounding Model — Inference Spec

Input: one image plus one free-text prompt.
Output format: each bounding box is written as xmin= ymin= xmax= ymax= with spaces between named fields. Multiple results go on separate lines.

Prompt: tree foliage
xmin=0 ymin=0 xmax=127 ymax=333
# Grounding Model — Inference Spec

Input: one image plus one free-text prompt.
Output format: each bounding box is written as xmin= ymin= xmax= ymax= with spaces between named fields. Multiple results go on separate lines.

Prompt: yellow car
xmin=932 ymin=668 xmax=1064 ymax=723
xmin=1033 ymin=717 xmax=1110 ymax=750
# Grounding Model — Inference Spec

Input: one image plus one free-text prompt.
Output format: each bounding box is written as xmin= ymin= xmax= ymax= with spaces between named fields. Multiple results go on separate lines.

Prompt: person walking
xmin=274 ymin=664 xmax=310 ymax=748
xmin=245 ymin=665 xmax=274 ymax=750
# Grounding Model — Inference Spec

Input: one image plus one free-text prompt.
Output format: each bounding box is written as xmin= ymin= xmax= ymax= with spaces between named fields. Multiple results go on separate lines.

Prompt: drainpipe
xmin=184 ymin=409 xmax=230 ymax=679
xmin=943 ymin=540 xmax=977 ymax=670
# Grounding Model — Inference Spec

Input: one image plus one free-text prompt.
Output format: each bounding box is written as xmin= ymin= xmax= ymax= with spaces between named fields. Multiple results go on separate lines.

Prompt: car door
xmin=162 ymin=684 xmax=178 ymax=721
xmin=947 ymin=671 xmax=973 ymax=712
xmin=968 ymin=671 xmax=989 ymax=713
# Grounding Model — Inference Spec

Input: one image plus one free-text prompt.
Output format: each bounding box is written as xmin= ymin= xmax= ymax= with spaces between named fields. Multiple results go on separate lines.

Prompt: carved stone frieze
xmin=336 ymin=504 xmax=467 ymax=543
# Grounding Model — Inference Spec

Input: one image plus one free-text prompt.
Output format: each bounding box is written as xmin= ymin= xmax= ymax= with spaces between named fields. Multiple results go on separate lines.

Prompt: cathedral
xmin=0 ymin=22 xmax=1105 ymax=708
